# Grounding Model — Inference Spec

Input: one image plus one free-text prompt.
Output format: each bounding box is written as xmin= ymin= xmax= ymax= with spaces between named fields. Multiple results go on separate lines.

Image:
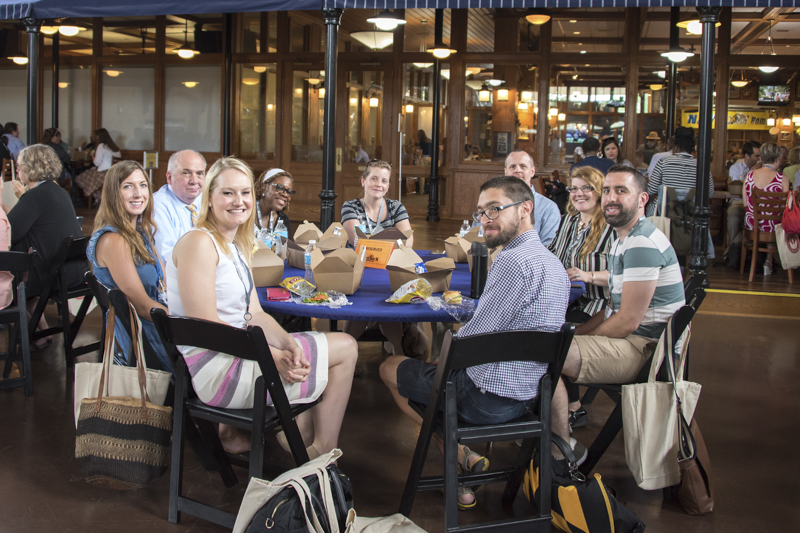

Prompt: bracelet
xmin=591 ymin=272 xmax=596 ymax=283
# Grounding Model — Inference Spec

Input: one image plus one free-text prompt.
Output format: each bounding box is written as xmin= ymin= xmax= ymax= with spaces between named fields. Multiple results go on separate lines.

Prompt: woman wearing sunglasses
xmin=255 ymin=168 xmax=295 ymax=235
xmin=547 ymin=165 xmax=615 ymax=429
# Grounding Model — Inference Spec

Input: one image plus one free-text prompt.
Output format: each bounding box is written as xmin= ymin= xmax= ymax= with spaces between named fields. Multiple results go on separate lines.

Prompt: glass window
xmin=551 ymin=10 xmax=624 ymax=54
xmin=165 ymin=65 xmax=221 ymax=153
xmin=43 ymin=67 xmax=93 ymax=151
xmin=549 ymin=64 xmax=626 ymax=165
xmin=238 ymin=12 xmax=278 ymax=53
xmin=101 ymin=66 xmax=155 ymax=150
xmin=290 ymin=12 xmax=325 ymax=53
xmin=464 ymin=63 xmax=538 ymax=163
xmin=291 ymin=68 xmax=326 ymax=162
xmin=42 ymin=19 xmax=94 ymax=57
xmin=238 ymin=64 xmax=277 ymax=159
xmin=402 ymin=64 xmax=449 ymax=168
xmin=467 ymin=9 xmax=494 ymax=53
xmin=342 ymin=70 xmax=385 ymax=163
xmin=404 ymin=9 xmax=451 ymax=53
xmin=102 ymin=17 xmax=158 ymax=56
xmin=0 ymin=67 xmax=28 ymax=142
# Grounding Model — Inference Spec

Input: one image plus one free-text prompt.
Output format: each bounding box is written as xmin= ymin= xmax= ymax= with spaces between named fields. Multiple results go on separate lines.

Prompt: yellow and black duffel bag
xmin=523 ymin=435 xmax=645 ymax=533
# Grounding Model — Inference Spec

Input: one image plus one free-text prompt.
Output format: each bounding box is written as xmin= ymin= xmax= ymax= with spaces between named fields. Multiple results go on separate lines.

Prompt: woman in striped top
xmin=548 ymin=166 xmax=615 ymax=323
xmin=168 ymin=157 xmax=358 ymax=457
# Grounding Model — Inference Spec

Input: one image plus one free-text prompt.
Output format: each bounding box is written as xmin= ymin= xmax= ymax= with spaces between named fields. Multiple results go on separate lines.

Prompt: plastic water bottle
xmin=274 ymin=219 xmax=289 ymax=241
xmin=256 ymin=227 xmax=272 ymax=249
xmin=459 ymin=220 xmax=470 ymax=237
xmin=304 ymin=240 xmax=316 ymax=284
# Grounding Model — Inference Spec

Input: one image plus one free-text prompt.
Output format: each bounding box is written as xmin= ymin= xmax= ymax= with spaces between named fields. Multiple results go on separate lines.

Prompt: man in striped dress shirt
xmin=555 ymin=165 xmax=685 ymax=443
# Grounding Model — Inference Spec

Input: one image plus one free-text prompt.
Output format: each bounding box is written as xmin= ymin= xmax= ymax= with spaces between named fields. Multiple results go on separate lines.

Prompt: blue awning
xmin=324 ymin=0 xmax=798 ymax=8
xmin=0 ymin=0 xmax=321 ymax=20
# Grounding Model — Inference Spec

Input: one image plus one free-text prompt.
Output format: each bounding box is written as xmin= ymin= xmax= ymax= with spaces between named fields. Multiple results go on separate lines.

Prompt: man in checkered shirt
xmin=380 ymin=175 xmax=569 ymax=509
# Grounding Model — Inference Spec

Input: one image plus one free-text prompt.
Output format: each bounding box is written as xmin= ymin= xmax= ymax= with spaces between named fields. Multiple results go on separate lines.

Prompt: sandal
xmin=462 ymin=446 xmax=490 ymax=494
xmin=439 ymin=486 xmax=477 ymax=511
xmin=220 ymin=429 xmax=251 ymax=454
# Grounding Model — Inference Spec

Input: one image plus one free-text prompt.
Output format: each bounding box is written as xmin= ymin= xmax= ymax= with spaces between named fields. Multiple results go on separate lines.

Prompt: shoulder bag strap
xmin=93 ymin=305 xmax=117 ymax=414
xmin=661 ymin=185 xmax=668 ymax=217
xmin=664 ymin=323 xmax=696 ymax=462
xmin=127 ymin=301 xmax=151 ymax=422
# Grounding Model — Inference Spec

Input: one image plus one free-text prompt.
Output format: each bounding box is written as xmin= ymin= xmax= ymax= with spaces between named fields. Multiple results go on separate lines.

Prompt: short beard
xmin=603 ymin=203 xmax=639 ymax=229
xmin=485 ymin=216 xmax=521 ymax=248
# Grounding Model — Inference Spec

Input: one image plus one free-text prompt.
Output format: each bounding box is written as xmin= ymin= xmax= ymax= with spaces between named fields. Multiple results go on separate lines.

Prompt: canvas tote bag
xmin=775 ymin=223 xmax=800 ymax=270
xmin=621 ymin=318 xmax=701 ymax=490
xmin=648 ymin=185 xmax=671 ymax=239
xmin=73 ymin=301 xmax=171 ymax=427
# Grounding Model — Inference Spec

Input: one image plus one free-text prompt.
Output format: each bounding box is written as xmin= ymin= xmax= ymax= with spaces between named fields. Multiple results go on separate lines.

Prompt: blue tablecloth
xmin=257 ymin=251 xmax=585 ymax=323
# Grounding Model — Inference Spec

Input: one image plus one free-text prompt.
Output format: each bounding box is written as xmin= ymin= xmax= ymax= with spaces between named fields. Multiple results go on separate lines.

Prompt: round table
xmin=257 ymin=251 xmax=586 ymax=323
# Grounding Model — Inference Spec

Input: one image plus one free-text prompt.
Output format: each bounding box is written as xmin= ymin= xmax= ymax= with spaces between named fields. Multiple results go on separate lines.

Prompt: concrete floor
xmin=0 ymin=310 xmax=798 ymax=532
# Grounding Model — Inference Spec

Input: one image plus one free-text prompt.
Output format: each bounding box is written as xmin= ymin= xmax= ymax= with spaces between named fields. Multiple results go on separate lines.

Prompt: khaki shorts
xmin=573 ymin=334 xmax=656 ymax=384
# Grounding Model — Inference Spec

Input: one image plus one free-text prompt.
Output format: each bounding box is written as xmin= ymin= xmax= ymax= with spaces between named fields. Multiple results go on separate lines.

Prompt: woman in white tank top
xmin=169 ymin=157 xmax=357 ymax=458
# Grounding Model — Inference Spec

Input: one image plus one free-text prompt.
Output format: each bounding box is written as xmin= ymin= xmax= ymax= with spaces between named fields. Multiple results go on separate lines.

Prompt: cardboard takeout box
xmin=355 ymin=226 xmax=413 ymax=244
xmin=318 ymin=222 xmax=349 ymax=250
xmin=386 ymin=245 xmax=455 ymax=293
xmin=251 ymin=241 xmax=285 ymax=287
xmin=293 ymin=220 xmax=324 ymax=246
xmin=310 ymin=248 xmax=366 ymax=295
xmin=467 ymin=244 xmax=502 ymax=273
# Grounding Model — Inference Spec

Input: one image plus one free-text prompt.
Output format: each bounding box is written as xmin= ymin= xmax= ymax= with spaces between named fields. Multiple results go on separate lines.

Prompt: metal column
xmin=52 ymin=32 xmax=59 ymax=128
xmin=319 ymin=8 xmax=343 ymax=231
xmin=23 ymin=18 xmax=41 ymax=146
xmin=426 ymin=9 xmax=444 ymax=222
xmin=666 ymin=7 xmax=679 ymax=137
xmin=689 ymin=6 xmax=721 ymax=285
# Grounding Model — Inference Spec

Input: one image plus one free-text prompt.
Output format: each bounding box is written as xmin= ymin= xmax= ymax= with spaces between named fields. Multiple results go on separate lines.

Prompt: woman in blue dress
xmin=87 ymin=160 xmax=171 ymax=373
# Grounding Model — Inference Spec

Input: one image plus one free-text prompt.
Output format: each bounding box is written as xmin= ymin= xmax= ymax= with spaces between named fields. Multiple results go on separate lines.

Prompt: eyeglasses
xmin=567 ymin=185 xmax=594 ymax=194
xmin=472 ymin=201 xmax=523 ymax=223
xmin=272 ymin=182 xmax=296 ymax=197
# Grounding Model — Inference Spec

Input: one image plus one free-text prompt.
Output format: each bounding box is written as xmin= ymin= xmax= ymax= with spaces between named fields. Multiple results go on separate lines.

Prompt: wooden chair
xmin=740 ymin=189 xmax=794 ymax=283
xmin=28 ymin=236 xmax=100 ymax=365
xmin=399 ymin=325 xmax=575 ymax=532
xmin=151 ymin=309 xmax=319 ymax=528
xmin=0 ymin=251 xmax=35 ymax=396
xmin=577 ymin=288 xmax=705 ymax=475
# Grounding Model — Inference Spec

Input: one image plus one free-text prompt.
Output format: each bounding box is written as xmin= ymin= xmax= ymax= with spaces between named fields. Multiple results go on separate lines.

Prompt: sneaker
xmin=570 ymin=438 xmax=588 ymax=466
xmin=568 ymin=408 xmax=588 ymax=429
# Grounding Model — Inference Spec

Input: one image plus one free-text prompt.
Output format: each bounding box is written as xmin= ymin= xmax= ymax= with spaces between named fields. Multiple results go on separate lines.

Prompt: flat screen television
xmin=758 ymin=84 xmax=790 ymax=105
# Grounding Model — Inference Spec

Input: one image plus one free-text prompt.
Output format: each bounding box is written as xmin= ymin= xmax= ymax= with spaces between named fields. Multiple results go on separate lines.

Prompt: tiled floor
xmin=1 ymin=216 xmax=798 ymax=532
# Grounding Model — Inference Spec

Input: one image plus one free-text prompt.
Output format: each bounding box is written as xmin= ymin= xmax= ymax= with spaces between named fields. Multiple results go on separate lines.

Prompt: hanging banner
xmin=682 ymin=110 xmax=772 ymax=131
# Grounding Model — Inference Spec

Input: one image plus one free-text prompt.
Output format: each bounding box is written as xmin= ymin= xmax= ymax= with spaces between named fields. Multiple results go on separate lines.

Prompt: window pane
xmin=239 ymin=12 xmax=261 ymax=53
xmin=551 ymin=10 xmax=624 ymax=54
xmin=291 ymin=69 xmax=326 ymax=162
xmin=290 ymin=11 xmax=325 ymax=53
xmin=43 ymin=67 xmax=93 ymax=150
xmin=343 ymin=71 xmax=384 ymax=163
xmin=103 ymin=17 xmax=158 ymax=56
xmin=101 ymin=66 xmax=155 ymax=150
xmin=464 ymin=63 xmax=537 ymax=163
xmin=402 ymin=64 xmax=449 ymax=167
xmin=238 ymin=64 xmax=277 ymax=159
xmin=165 ymin=65 xmax=221 ymax=152
xmin=0 ymin=67 xmax=28 ymax=142
xmin=404 ymin=9 xmax=450 ymax=53
xmin=467 ymin=9 xmax=494 ymax=53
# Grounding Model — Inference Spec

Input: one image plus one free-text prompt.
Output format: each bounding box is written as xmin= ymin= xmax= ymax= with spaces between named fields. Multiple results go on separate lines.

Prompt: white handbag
xmin=621 ymin=319 xmax=701 ymax=490
xmin=345 ymin=510 xmax=427 ymax=533
xmin=648 ymin=185 xmax=671 ymax=238
xmin=775 ymin=223 xmax=800 ymax=270
xmin=73 ymin=301 xmax=171 ymax=427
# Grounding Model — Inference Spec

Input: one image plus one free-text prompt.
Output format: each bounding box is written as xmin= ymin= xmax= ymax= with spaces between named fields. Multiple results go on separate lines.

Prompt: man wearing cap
xmin=638 ymin=131 xmax=662 ymax=165
xmin=152 ymin=150 xmax=206 ymax=265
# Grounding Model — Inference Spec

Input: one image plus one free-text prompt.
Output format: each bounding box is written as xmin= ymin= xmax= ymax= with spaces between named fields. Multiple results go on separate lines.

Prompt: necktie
xmin=187 ymin=204 xmax=198 ymax=227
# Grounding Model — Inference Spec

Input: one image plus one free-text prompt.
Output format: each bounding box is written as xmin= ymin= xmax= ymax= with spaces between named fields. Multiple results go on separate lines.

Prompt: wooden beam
xmin=713 ymin=8 xmax=732 ymax=179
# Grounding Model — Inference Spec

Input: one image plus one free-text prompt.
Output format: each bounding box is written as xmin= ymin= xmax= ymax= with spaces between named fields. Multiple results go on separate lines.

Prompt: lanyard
xmin=256 ymin=201 xmax=276 ymax=233
xmin=231 ymin=242 xmax=254 ymax=322
xmin=361 ymin=199 xmax=385 ymax=235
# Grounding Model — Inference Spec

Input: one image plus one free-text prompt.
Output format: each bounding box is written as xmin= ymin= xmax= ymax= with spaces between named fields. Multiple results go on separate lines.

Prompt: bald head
xmin=504 ymin=150 xmax=536 ymax=187
xmin=166 ymin=150 xmax=207 ymax=204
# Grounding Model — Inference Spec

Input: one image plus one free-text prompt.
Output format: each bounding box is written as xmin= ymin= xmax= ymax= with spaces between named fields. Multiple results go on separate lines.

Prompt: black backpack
xmin=666 ymin=187 xmax=695 ymax=256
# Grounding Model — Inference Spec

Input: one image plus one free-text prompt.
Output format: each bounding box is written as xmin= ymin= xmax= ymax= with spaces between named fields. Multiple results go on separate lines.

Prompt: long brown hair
xmin=40 ymin=127 xmax=59 ymax=144
xmin=566 ymin=166 xmax=607 ymax=261
xmin=195 ymin=157 xmax=257 ymax=263
xmin=93 ymin=160 xmax=158 ymax=265
xmin=94 ymin=128 xmax=120 ymax=152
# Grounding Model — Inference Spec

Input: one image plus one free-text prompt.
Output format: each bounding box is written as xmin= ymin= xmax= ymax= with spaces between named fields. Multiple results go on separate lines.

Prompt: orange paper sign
xmin=356 ymin=240 xmax=396 ymax=269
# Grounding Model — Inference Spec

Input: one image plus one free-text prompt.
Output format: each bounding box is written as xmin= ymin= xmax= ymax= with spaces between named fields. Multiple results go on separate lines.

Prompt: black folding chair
xmin=0 ymin=251 xmax=36 ymax=395
xmin=577 ymin=288 xmax=705 ymax=475
xmin=84 ymin=272 xmax=110 ymax=354
xmin=29 ymin=236 xmax=100 ymax=364
xmin=399 ymin=324 xmax=576 ymax=532
xmin=151 ymin=308 xmax=320 ymax=528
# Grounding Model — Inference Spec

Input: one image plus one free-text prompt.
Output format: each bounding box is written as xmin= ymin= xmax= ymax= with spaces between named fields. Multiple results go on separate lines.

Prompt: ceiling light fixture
xmin=351 ymin=31 xmax=393 ymax=50
xmin=350 ymin=97 xmax=358 ymax=105
xmin=369 ymin=97 xmax=379 ymax=107
xmin=182 ymin=81 xmax=198 ymax=88
xmin=677 ymin=19 xmax=721 ymax=35
xmin=650 ymin=84 xmax=663 ymax=91
xmin=759 ymin=21 xmax=779 ymax=73
xmin=525 ymin=9 xmax=551 ymax=25
xmin=41 ymin=26 xmax=59 ymax=35
xmin=731 ymin=70 xmax=748 ymax=88
xmin=242 ymin=78 xmax=259 ymax=86
xmin=59 ymin=25 xmax=80 ymax=37
xmin=11 ymin=56 xmax=27 ymax=65
xmin=105 ymin=70 xmax=121 ymax=77
xmin=175 ymin=19 xmax=198 ymax=59
xmin=661 ymin=45 xmax=694 ymax=62
xmin=429 ymin=41 xmax=456 ymax=59
xmin=413 ymin=63 xmax=433 ymax=69
xmin=367 ymin=9 xmax=406 ymax=31
xmin=405 ymin=104 xmax=414 ymax=113
xmin=253 ymin=65 xmax=267 ymax=73
xmin=58 ymin=82 xmax=69 ymax=88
